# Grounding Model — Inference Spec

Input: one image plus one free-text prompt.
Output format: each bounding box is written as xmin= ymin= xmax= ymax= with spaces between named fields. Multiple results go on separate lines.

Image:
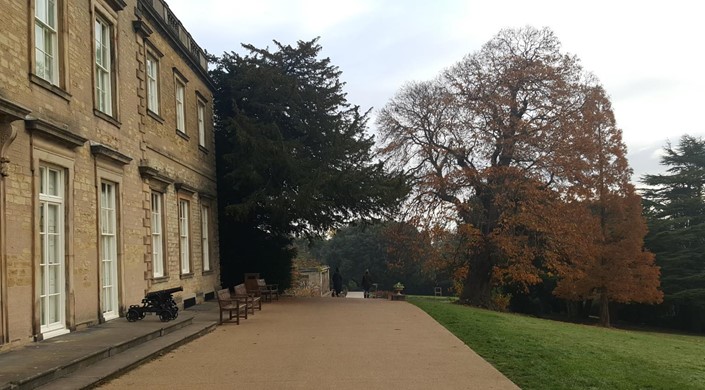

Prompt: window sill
xmin=198 ymin=145 xmax=208 ymax=154
xmin=147 ymin=109 xmax=164 ymax=124
xmin=180 ymin=272 xmax=194 ymax=280
xmin=176 ymin=130 xmax=189 ymax=140
xmin=202 ymin=270 xmax=214 ymax=276
xmin=94 ymin=109 xmax=121 ymax=128
xmin=29 ymin=74 xmax=72 ymax=102
xmin=151 ymin=276 xmax=169 ymax=283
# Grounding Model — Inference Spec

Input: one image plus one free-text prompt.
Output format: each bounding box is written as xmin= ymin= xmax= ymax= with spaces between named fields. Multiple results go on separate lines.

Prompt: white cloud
xmin=165 ymin=0 xmax=705 ymax=177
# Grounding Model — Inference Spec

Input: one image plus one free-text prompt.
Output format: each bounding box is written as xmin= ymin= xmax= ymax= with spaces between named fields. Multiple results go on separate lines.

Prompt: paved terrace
xmin=0 ymin=295 xmax=518 ymax=389
xmin=99 ymin=296 xmax=518 ymax=389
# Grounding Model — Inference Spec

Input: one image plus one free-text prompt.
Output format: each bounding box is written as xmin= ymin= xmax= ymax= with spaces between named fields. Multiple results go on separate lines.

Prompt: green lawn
xmin=408 ymin=296 xmax=705 ymax=390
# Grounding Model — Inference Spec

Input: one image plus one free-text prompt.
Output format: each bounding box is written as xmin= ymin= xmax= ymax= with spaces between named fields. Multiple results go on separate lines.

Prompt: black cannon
xmin=126 ymin=286 xmax=182 ymax=322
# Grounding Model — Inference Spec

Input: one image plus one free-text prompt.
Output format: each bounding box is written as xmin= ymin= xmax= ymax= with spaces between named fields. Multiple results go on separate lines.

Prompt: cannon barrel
xmin=145 ymin=286 xmax=183 ymax=298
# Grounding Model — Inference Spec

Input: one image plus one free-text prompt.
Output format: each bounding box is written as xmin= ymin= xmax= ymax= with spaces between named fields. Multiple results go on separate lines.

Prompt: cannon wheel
xmin=126 ymin=308 xmax=141 ymax=322
xmin=170 ymin=307 xmax=179 ymax=319
xmin=159 ymin=310 xmax=172 ymax=322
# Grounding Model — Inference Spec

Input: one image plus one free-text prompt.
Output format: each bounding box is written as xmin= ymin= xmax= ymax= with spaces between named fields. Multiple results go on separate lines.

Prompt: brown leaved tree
xmin=377 ymin=27 xmax=661 ymax=318
xmin=551 ymin=88 xmax=662 ymax=326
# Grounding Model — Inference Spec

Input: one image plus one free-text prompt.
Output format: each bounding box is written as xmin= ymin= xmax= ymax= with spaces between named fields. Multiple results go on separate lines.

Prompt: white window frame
xmin=100 ymin=181 xmax=119 ymax=320
xmin=175 ymin=78 xmax=185 ymax=133
xmin=34 ymin=0 xmax=59 ymax=84
xmin=201 ymin=205 xmax=210 ymax=272
xmin=146 ymin=53 xmax=159 ymax=114
xmin=94 ymin=14 xmax=113 ymax=116
xmin=179 ymin=199 xmax=190 ymax=274
xmin=39 ymin=165 xmax=67 ymax=337
xmin=197 ymin=99 xmax=206 ymax=147
xmin=151 ymin=192 xmax=165 ymax=277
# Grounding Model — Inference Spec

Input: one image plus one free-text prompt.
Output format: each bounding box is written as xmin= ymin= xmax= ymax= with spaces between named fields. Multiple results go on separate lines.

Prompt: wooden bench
xmin=216 ymin=288 xmax=247 ymax=325
xmin=245 ymin=278 xmax=279 ymax=303
xmin=257 ymin=279 xmax=279 ymax=302
xmin=245 ymin=278 xmax=262 ymax=300
xmin=234 ymin=283 xmax=261 ymax=314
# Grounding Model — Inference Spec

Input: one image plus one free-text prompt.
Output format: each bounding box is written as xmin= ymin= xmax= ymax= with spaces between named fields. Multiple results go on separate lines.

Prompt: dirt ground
xmin=99 ymin=296 xmax=519 ymax=389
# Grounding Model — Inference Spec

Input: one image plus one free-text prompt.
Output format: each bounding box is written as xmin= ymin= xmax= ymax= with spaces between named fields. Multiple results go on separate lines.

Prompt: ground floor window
xmin=201 ymin=205 xmax=210 ymax=272
xmin=179 ymin=199 xmax=190 ymax=274
xmin=39 ymin=165 xmax=66 ymax=334
xmin=151 ymin=192 xmax=165 ymax=277
xmin=100 ymin=181 xmax=119 ymax=320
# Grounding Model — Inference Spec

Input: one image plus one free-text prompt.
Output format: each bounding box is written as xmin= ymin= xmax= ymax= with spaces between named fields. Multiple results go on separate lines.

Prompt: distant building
xmin=0 ymin=0 xmax=219 ymax=349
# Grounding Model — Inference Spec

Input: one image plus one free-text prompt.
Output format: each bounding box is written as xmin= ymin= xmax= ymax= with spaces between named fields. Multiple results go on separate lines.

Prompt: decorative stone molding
xmin=105 ymin=0 xmax=127 ymax=12
xmin=138 ymin=162 xmax=173 ymax=191
xmin=174 ymin=182 xmax=197 ymax=195
xmin=133 ymin=20 xmax=153 ymax=38
xmin=90 ymin=142 xmax=133 ymax=166
xmin=25 ymin=117 xmax=87 ymax=149
xmin=199 ymin=191 xmax=216 ymax=200
xmin=137 ymin=0 xmax=214 ymax=90
xmin=0 ymin=97 xmax=31 ymax=176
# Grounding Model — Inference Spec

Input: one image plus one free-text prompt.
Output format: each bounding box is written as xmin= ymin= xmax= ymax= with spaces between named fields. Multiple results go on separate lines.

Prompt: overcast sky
xmin=166 ymin=0 xmax=705 ymax=181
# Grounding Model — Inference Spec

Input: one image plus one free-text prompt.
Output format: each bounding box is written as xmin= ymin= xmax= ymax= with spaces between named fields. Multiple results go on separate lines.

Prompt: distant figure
xmin=332 ymin=268 xmax=343 ymax=297
xmin=361 ymin=270 xmax=372 ymax=298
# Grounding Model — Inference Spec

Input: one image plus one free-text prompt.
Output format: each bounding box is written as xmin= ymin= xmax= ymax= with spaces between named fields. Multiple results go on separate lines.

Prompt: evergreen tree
xmin=210 ymin=39 xmax=407 ymax=287
xmin=641 ymin=135 xmax=705 ymax=332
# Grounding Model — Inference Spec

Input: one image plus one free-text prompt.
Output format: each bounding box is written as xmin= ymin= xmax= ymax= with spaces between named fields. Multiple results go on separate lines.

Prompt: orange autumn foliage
xmin=377 ymin=27 xmax=662 ymax=315
xmin=553 ymin=189 xmax=663 ymax=325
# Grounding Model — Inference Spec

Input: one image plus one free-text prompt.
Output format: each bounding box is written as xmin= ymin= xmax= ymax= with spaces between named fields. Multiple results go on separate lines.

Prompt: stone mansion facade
xmin=0 ymin=0 xmax=219 ymax=349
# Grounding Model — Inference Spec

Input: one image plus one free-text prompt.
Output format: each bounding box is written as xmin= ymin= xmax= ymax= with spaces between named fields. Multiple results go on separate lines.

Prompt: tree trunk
xmin=599 ymin=293 xmax=610 ymax=327
xmin=459 ymin=250 xmax=493 ymax=307
xmin=458 ymin=184 xmax=498 ymax=308
xmin=567 ymin=300 xmax=593 ymax=321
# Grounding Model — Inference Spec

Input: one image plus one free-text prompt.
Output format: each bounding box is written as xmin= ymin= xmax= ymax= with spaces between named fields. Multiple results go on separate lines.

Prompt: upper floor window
xmin=94 ymin=15 xmax=113 ymax=116
xmin=35 ymin=0 xmax=59 ymax=84
xmin=197 ymin=99 xmax=206 ymax=147
xmin=175 ymin=78 xmax=185 ymax=134
xmin=146 ymin=54 xmax=159 ymax=114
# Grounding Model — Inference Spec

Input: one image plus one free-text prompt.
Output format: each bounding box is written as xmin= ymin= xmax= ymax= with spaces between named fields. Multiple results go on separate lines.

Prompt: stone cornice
xmin=25 ymin=117 xmax=87 ymax=148
xmin=174 ymin=182 xmax=197 ymax=195
xmin=0 ymin=97 xmax=30 ymax=176
xmin=0 ymin=96 xmax=31 ymax=122
xmin=106 ymin=0 xmax=128 ymax=12
xmin=138 ymin=164 xmax=174 ymax=186
xmin=133 ymin=19 xmax=153 ymax=38
xmin=199 ymin=191 xmax=216 ymax=200
xmin=136 ymin=0 xmax=214 ymax=91
xmin=90 ymin=143 xmax=133 ymax=165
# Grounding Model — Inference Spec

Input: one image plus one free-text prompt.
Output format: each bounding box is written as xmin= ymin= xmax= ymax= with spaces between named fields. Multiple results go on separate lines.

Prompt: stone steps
xmin=0 ymin=305 xmax=219 ymax=390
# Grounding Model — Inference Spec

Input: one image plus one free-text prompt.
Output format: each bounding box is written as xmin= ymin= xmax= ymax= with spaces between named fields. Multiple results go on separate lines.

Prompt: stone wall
xmin=0 ymin=0 xmax=219 ymax=350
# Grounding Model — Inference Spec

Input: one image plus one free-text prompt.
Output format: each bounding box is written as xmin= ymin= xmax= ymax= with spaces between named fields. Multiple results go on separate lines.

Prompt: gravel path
xmin=99 ymin=296 xmax=518 ymax=389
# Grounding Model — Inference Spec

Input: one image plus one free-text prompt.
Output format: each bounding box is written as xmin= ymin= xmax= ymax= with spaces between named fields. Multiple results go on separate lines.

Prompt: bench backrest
xmin=245 ymin=278 xmax=259 ymax=293
xmin=216 ymin=288 xmax=231 ymax=307
xmin=234 ymin=284 xmax=248 ymax=296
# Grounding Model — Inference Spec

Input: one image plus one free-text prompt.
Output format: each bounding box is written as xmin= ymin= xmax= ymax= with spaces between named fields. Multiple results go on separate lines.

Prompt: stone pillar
xmin=0 ymin=97 xmax=31 ymax=344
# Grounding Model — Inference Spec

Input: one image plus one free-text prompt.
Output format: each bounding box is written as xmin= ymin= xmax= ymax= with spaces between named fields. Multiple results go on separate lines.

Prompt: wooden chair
xmin=257 ymin=279 xmax=279 ymax=302
xmin=245 ymin=278 xmax=262 ymax=299
xmin=434 ymin=287 xmax=442 ymax=296
xmin=234 ymin=283 xmax=261 ymax=314
xmin=215 ymin=288 xmax=247 ymax=325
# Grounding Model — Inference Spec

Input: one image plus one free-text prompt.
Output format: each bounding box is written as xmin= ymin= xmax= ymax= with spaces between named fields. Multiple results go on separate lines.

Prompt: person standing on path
xmin=332 ymin=268 xmax=343 ymax=297
xmin=361 ymin=270 xmax=372 ymax=298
